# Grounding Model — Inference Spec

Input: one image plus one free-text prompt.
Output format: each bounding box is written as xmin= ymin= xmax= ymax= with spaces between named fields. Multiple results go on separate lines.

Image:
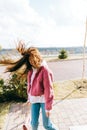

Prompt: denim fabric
xmin=30 ymin=103 xmax=57 ymax=130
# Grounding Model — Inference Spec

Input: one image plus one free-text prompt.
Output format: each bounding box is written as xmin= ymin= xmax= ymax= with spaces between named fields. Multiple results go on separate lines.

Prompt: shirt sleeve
xmin=43 ymin=67 xmax=54 ymax=111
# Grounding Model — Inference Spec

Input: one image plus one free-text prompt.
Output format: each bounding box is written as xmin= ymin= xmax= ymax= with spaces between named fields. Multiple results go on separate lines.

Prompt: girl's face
xmin=29 ymin=55 xmax=42 ymax=68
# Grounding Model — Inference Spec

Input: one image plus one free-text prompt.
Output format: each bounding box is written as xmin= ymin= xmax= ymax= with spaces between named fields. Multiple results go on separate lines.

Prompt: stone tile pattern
xmin=4 ymin=98 xmax=87 ymax=130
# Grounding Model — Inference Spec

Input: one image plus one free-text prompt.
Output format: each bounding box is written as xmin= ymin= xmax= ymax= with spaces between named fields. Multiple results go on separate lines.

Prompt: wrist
xmin=45 ymin=110 xmax=51 ymax=113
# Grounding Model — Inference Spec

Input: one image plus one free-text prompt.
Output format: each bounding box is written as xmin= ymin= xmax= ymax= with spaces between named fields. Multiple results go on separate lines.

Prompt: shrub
xmin=0 ymin=73 xmax=27 ymax=102
xmin=58 ymin=49 xmax=68 ymax=59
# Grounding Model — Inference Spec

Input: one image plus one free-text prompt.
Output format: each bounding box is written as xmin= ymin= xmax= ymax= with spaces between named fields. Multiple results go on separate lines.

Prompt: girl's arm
xmin=43 ymin=67 xmax=54 ymax=111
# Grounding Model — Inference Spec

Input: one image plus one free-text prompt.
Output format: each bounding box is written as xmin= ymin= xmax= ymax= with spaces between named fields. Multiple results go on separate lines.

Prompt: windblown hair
xmin=6 ymin=41 xmax=42 ymax=73
xmin=6 ymin=54 xmax=32 ymax=73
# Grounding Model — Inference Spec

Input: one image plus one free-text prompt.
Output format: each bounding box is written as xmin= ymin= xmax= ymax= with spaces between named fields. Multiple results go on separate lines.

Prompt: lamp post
xmin=82 ymin=17 xmax=87 ymax=79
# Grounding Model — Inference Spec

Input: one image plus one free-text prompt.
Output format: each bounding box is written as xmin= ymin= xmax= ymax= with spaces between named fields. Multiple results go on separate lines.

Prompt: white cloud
xmin=0 ymin=0 xmax=87 ymax=48
xmin=49 ymin=0 xmax=87 ymax=26
xmin=0 ymin=0 xmax=44 ymax=48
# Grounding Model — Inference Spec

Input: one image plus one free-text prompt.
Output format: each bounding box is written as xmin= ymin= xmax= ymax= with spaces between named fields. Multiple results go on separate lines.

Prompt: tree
xmin=58 ymin=49 xmax=68 ymax=59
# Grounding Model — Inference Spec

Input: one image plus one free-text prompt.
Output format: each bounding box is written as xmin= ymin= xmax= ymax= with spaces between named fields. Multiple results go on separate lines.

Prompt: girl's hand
xmin=46 ymin=111 xmax=50 ymax=117
xmin=26 ymin=100 xmax=30 ymax=105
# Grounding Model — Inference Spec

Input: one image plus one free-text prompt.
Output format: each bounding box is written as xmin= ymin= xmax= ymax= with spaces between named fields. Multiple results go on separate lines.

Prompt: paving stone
xmin=4 ymin=98 xmax=87 ymax=130
xmin=70 ymin=125 xmax=87 ymax=130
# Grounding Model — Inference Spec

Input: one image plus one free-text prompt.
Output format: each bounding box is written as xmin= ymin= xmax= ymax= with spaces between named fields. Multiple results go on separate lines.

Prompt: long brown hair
xmin=6 ymin=41 xmax=42 ymax=73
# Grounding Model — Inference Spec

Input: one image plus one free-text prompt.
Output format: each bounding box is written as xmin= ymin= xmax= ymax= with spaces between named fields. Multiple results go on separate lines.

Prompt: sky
xmin=0 ymin=0 xmax=87 ymax=49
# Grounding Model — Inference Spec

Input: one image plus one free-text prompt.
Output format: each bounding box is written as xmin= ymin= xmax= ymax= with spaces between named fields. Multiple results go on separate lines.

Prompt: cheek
xmin=29 ymin=59 xmax=36 ymax=67
xmin=29 ymin=56 xmax=41 ymax=68
xmin=29 ymin=57 xmax=33 ymax=64
xmin=33 ymin=60 xmax=41 ymax=68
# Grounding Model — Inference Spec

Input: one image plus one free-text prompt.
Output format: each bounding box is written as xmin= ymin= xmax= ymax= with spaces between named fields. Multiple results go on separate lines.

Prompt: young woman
xmin=6 ymin=42 xmax=58 ymax=130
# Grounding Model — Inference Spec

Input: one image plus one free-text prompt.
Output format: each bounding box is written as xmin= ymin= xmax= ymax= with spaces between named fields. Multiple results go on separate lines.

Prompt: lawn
xmin=53 ymin=78 xmax=87 ymax=100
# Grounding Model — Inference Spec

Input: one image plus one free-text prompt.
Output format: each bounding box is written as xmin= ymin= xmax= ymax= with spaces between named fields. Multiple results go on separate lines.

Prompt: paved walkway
xmin=4 ymin=98 xmax=87 ymax=130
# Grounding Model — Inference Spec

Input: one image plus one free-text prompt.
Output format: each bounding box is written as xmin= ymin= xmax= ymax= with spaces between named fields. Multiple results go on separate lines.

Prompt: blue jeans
xmin=30 ymin=103 xmax=57 ymax=130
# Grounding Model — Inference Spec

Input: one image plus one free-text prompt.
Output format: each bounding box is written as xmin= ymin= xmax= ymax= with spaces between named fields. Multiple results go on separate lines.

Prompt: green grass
xmin=0 ymin=102 xmax=11 ymax=130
